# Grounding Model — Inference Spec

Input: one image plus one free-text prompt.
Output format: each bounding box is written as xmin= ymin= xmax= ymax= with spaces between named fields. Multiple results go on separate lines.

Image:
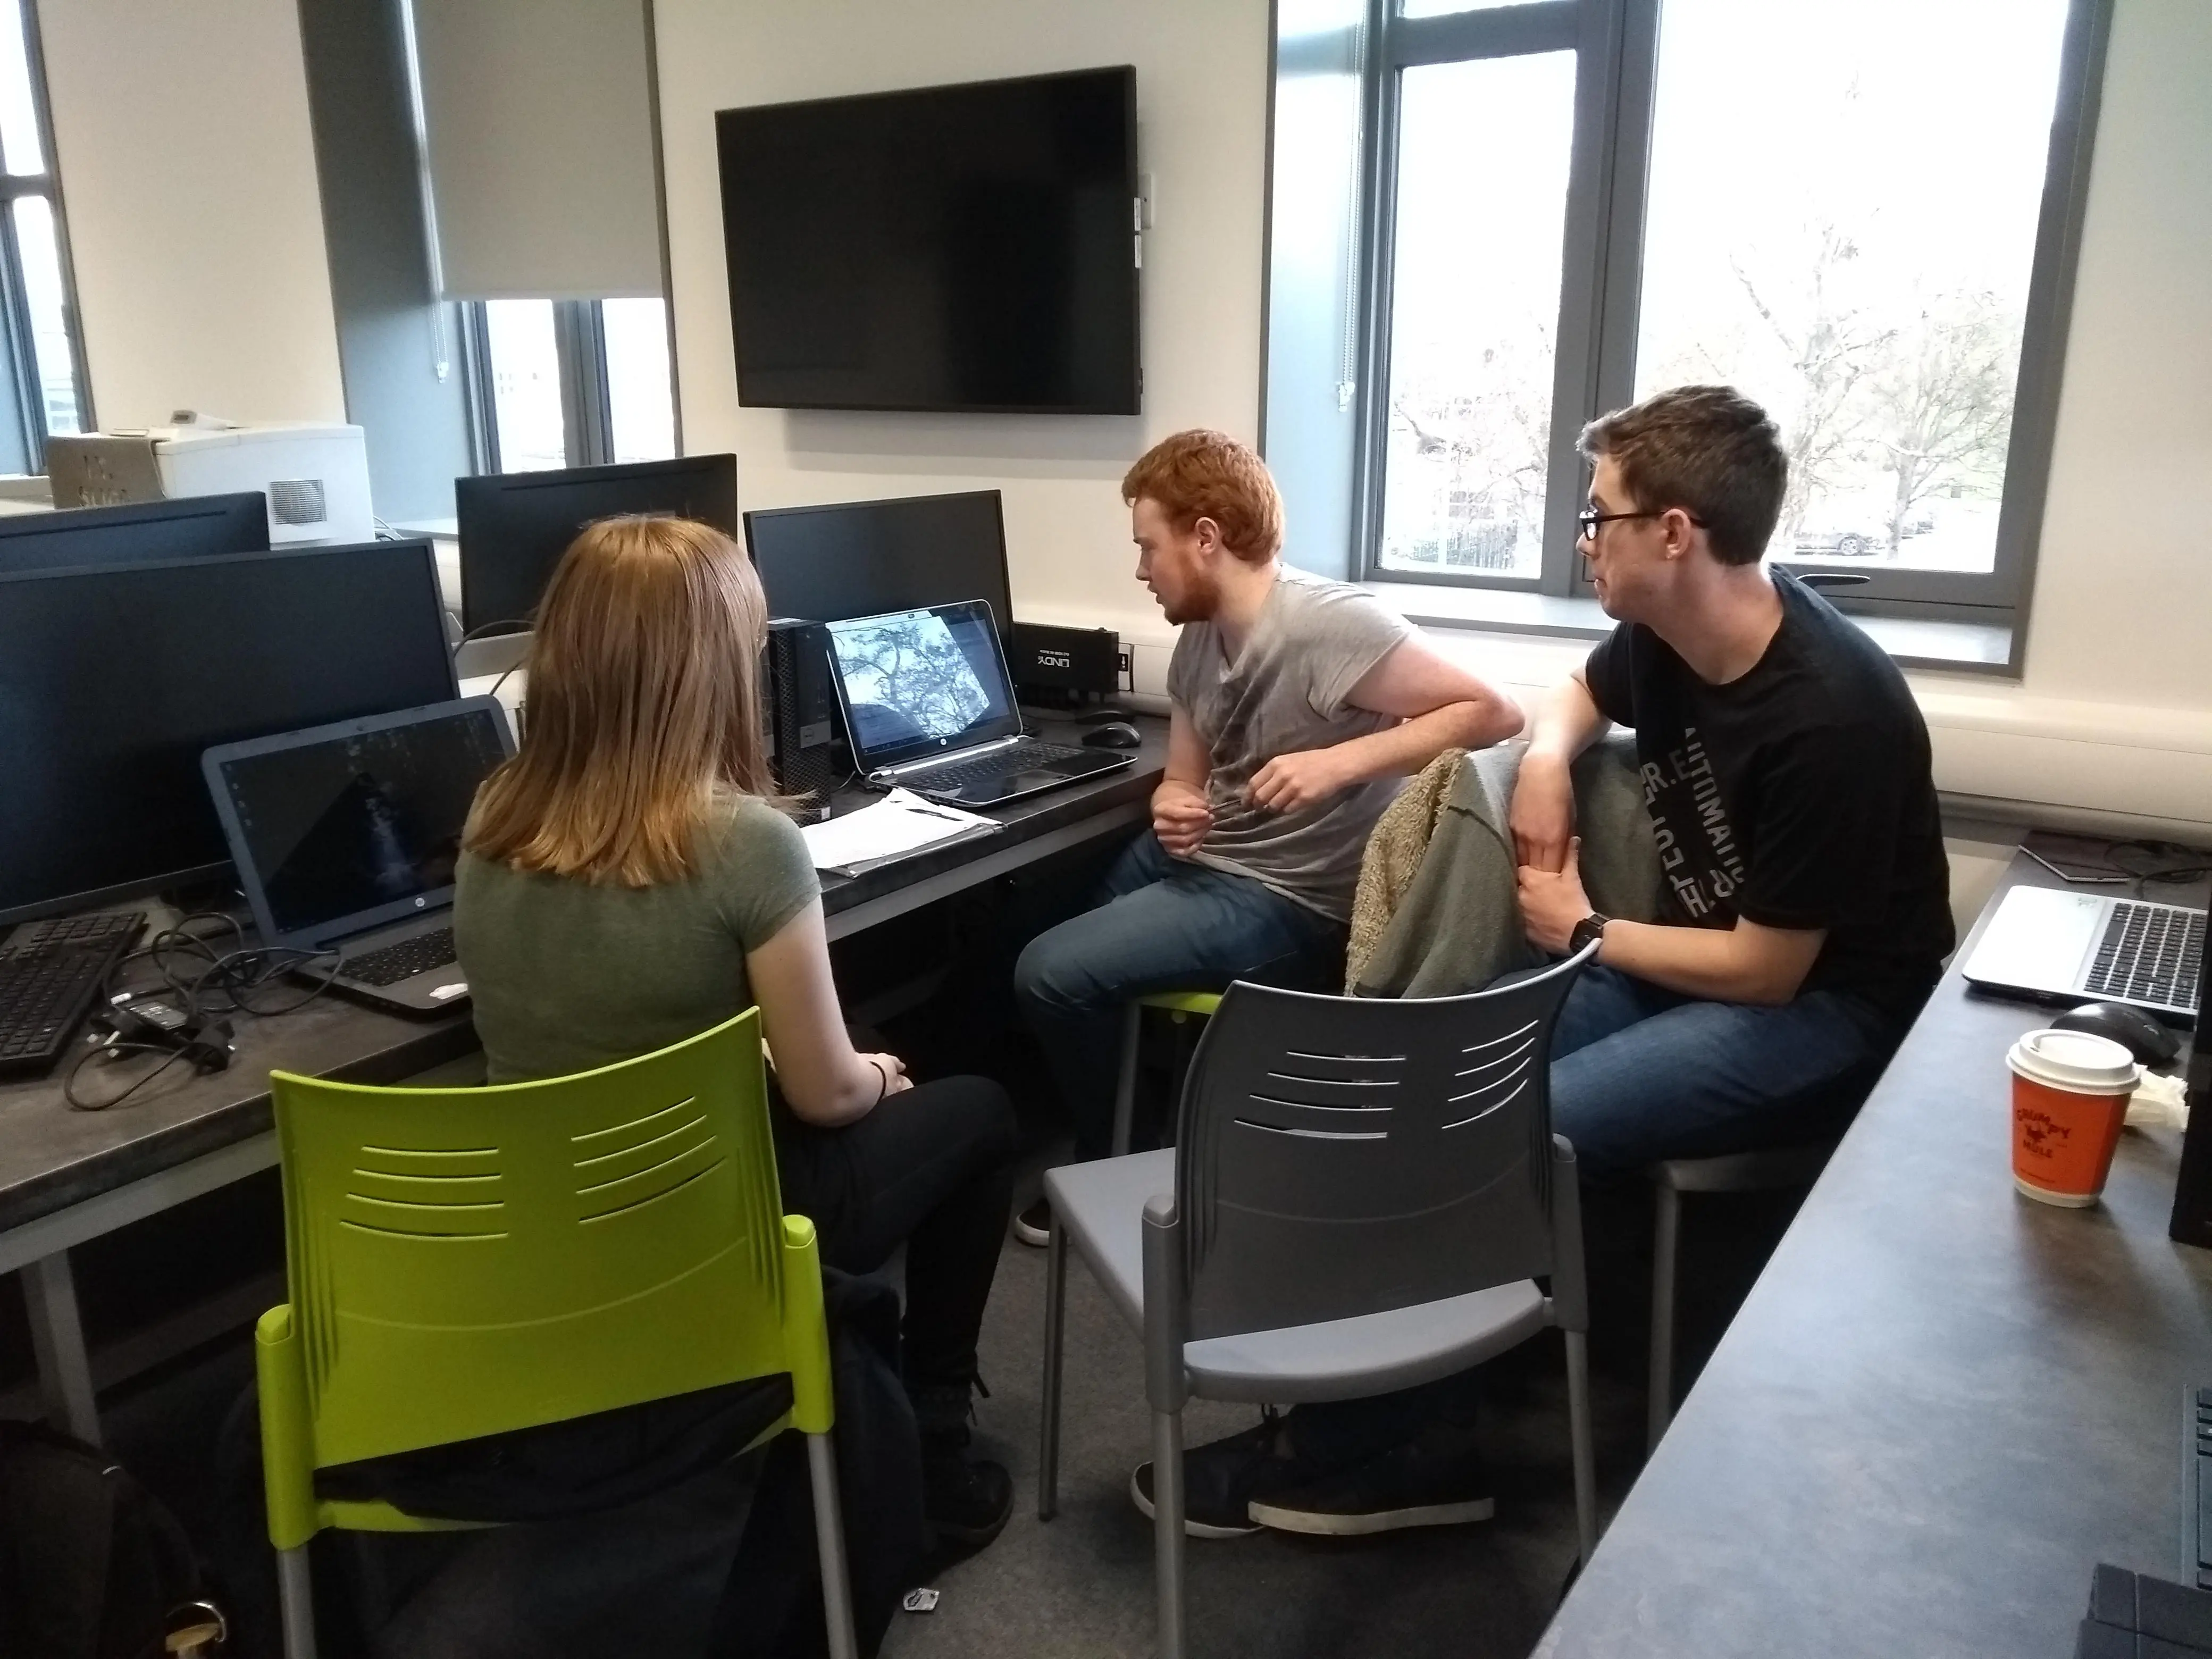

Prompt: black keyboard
xmin=2085 ymin=902 xmax=2205 ymax=1010
xmin=0 ymin=911 xmax=146 ymax=1076
xmin=342 ymin=927 xmax=458 ymax=988
xmin=907 ymin=739 xmax=1089 ymax=792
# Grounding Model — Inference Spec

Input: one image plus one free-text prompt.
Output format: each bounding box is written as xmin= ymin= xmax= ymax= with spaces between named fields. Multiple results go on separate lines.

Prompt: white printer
xmin=45 ymin=414 xmax=374 ymax=546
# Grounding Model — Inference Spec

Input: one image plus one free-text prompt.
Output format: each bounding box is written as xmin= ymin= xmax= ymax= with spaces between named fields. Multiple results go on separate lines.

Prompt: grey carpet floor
xmin=96 ymin=1160 xmax=1797 ymax=1658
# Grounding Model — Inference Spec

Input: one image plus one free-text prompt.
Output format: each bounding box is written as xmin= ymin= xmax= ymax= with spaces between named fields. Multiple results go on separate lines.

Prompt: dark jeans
xmin=1013 ymin=832 xmax=1346 ymax=1160
xmin=1549 ymin=965 xmax=1905 ymax=1180
xmin=773 ymin=1072 xmax=1016 ymax=1398
xmin=1263 ymin=968 xmax=1910 ymax=1462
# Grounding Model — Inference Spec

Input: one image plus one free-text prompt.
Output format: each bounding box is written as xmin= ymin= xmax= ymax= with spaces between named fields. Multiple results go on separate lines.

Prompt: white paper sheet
xmin=799 ymin=788 xmax=999 ymax=874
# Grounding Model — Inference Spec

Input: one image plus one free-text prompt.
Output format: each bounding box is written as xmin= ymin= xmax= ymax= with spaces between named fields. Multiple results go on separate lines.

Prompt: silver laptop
xmin=1960 ymin=885 xmax=2205 ymax=1021
xmin=202 ymin=698 xmax=515 ymax=1015
xmin=823 ymin=600 xmax=1133 ymax=807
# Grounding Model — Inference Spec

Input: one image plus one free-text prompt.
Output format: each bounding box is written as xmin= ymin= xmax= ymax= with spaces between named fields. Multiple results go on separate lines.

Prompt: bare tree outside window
xmin=1635 ymin=0 xmax=2068 ymax=573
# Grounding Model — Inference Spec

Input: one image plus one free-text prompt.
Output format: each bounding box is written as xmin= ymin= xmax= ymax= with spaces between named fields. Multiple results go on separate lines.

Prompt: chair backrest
xmin=268 ymin=1009 xmax=792 ymax=1470
xmin=1173 ymin=944 xmax=1596 ymax=1342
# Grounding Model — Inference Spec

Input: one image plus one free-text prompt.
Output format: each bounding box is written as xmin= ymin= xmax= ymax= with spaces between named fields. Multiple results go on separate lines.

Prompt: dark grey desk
xmin=1537 ymin=844 xmax=2212 ymax=1658
xmin=0 ymin=715 xmax=1164 ymax=1442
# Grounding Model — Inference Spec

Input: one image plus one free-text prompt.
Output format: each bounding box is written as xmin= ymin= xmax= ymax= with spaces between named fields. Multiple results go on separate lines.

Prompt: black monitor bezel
xmin=454 ymin=453 xmax=740 ymax=633
xmin=0 ymin=539 xmax=457 ymax=927
xmin=741 ymin=488 xmax=1015 ymax=636
xmin=0 ymin=491 xmax=271 ymax=572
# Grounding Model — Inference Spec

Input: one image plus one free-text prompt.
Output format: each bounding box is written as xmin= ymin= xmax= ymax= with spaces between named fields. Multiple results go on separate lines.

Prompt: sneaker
xmin=1011 ymin=1198 xmax=1051 ymax=1247
xmin=1246 ymin=1433 xmax=1495 ymax=1537
xmin=920 ymin=1436 xmax=1015 ymax=1550
xmin=1127 ymin=1410 xmax=1305 ymax=1539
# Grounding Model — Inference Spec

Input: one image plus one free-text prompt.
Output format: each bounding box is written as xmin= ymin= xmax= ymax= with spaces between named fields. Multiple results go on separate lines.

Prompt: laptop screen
xmin=824 ymin=600 xmax=1020 ymax=770
xmin=207 ymin=700 xmax=514 ymax=946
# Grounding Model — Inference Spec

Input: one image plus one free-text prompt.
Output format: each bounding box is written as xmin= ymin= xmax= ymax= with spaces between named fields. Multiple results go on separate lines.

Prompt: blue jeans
xmin=1014 ymin=832 xmax=1346 ymax=1160
xmin=1548 ymin=965 xmax=1906 ymax=1181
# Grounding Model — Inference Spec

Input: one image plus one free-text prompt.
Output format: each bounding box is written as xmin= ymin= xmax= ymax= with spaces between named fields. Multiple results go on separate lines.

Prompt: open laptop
xmin=1961 ymin=884 xmax=2205 ymax=1024
xmin=202 ymin=698 xmax=515 ymax=1015
xmin=823 ymin=600 xmax=1134 ymax=807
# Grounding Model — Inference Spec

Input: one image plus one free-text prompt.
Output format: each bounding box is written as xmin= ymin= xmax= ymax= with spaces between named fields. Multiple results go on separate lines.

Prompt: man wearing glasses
xmin=1200 ymin=385 xmax=1954 ymax=1545
xmin=1508 ymin=382 xmax=1953 ymax=1184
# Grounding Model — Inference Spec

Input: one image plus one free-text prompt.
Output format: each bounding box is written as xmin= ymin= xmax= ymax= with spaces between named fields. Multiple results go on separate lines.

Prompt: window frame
xmin=463 ymin=297 xmax=624 ymax=474
xmin=0 ymin=0 xmax=91 ymax=471
xmin=1345 ymin=0 xmax=2114 ymax=639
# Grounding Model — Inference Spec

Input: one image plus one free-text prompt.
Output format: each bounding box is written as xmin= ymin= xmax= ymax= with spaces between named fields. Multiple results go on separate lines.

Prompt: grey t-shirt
xmin=454 ymin=795 xmax=819 ymax=1085
xmin=1167 ymin=568 xmax=1414 ymax=919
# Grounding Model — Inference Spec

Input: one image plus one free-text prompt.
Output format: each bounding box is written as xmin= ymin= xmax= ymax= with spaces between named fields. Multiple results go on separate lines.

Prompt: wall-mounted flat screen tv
xmin=716 ymin=66 xmax=1141 ymax=416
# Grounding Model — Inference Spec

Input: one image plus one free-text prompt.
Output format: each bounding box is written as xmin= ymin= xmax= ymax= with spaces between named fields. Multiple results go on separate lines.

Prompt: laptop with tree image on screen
xmin=823 ymin=601 xmax=1132 ymax=808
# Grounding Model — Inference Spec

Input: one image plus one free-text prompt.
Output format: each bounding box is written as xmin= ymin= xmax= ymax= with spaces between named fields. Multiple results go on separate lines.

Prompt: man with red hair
xmin=1014 ymin=429 xmax=1522 ymax=1238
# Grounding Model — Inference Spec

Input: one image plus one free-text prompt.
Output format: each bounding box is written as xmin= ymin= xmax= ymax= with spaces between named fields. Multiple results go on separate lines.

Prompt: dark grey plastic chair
xmin=1038 ymin=942 xmax=1601 ymax=1659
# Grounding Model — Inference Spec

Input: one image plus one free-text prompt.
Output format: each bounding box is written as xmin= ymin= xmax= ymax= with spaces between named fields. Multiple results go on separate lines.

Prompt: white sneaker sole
xmin=1246 ymin=1494 xmax=1496 ymax=1536
xmin=1129 ymin=1468 xmax=1262 ymax=1538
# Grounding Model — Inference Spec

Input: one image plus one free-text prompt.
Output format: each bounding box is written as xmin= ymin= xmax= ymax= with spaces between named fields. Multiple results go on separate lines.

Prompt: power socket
xmin=1116 ymin=646 xmax=1135 ymax=693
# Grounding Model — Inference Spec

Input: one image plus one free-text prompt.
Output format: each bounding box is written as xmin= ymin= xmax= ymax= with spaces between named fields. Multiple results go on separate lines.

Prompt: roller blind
xmin=410 ymin=0 xmax=662 ymax=300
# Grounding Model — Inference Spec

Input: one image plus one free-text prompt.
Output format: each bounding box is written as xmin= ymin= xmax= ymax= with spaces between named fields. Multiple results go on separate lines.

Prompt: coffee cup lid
xmin=2008 ymin=1028 xmax=2142 ymax=1093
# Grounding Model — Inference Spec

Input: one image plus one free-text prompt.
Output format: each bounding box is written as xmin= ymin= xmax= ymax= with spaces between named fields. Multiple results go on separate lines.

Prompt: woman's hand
xmin=861 ymin=1052 xmax=913 ymax=1099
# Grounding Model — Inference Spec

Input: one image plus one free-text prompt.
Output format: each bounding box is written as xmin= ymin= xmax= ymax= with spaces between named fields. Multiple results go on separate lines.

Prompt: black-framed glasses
xmin=1576 ymin=505 xmax=1707 ymax=543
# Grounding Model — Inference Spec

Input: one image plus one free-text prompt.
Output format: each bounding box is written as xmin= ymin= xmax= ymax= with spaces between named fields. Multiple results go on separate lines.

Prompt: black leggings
xmin=772 ymin=1074 xmax=1016 ymax=1394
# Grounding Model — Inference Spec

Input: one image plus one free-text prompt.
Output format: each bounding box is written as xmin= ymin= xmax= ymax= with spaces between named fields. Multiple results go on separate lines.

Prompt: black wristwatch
xmin=1569 ymin=912 xmax=1611 ymax=953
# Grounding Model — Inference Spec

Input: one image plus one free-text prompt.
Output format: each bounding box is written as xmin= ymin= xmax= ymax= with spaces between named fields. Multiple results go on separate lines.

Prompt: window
xmin=0 ymin=0 xmax=87 ymax=472
xmin=1320 ymin=0 xmax=2109 ymax=636
xmin=468 ymin=296 xmax=675 ymax=473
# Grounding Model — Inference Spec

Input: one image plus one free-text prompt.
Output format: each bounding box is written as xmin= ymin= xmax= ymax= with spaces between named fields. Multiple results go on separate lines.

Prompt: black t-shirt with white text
xmin=1582 ymin=569 xmax=1954 ymax=1016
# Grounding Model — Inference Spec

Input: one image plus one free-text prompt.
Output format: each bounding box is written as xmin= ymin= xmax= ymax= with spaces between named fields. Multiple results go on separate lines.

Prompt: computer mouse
xmin=2051 ymin=1002 xmax=2183 ymax=1068
xmin=1083 ymin=720 xmax=1142 ymax=750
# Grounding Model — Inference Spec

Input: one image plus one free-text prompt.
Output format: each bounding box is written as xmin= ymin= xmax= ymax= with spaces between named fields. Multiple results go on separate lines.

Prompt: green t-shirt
xmin=454 ymin=796 xmax=819 ymax=1085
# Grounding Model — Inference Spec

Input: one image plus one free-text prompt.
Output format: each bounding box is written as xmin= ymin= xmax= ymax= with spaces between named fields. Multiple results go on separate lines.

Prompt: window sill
xmin=1363 ymin=579 xmax=2016 ymax=674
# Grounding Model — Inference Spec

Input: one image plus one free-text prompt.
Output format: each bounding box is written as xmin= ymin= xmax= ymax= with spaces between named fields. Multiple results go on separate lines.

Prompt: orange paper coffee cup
xmin=2007 ymin=1028 xmax=2142 ymax=1207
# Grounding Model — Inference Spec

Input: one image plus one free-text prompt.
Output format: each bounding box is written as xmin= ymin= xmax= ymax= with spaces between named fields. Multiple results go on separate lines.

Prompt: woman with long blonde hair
xmin=455 ymin=515 xmax=1017 ymax=1548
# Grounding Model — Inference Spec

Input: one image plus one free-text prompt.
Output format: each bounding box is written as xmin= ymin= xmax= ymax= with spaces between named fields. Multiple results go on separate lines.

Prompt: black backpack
xmin=0 ymin=1420 xmax=226 ymax=1658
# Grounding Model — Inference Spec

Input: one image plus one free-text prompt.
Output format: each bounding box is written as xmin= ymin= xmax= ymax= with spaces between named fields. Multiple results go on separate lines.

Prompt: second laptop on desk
xmin=203 ymin=698 xmax=515 ymax=1016
xmin=823 ymin=600 xmax=1135 ymax=807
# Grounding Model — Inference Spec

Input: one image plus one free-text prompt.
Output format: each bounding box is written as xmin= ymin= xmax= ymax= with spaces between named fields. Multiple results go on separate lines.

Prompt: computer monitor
xmin=743 ymin=490 xmax=1015 ymax=635
xmin=0 ymin=540 xmax=457 ymax=924
xmin=0 ymin=492 xmax=270 ymax=573
xmin=455 ymin=455 xmax=739 ymax=632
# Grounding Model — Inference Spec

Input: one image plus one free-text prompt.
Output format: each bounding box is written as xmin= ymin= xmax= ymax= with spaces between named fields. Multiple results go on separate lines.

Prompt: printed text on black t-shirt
xmin=1641 ymin=727 xmax=1747 ymax=920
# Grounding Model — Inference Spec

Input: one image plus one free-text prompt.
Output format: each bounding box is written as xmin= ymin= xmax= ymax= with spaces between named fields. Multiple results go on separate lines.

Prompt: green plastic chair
xmin=254 ymin=1008 xmax=858 ymax=1659
xmin=1110 ymin=992 xmax=1221 ymax=1156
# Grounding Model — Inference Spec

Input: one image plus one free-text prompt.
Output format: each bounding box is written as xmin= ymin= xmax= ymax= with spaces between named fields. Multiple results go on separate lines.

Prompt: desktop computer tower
xmin=764 ymin=619 xmax=844 ymax=799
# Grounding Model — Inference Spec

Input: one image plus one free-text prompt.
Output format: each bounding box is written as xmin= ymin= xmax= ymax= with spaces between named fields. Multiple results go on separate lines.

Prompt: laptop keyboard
xmin=2085 ymin=901 xmax=2205 ymax=1008
xmin=907 ymin=739 xmax=1091 ymax=792
xmin=344 ymin=927 xmax=459 ymax=988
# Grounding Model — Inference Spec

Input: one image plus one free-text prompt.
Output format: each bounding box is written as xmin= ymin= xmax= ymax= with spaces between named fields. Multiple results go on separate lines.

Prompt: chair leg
xmin=805 ymin=1431 xmax=860 ymax=1659
xmin=1152 ymin=1406 xmax=1187 ymax=1659
xmin=275 ymin=1545 xmax=319 ymax=1659
xmin=1112 ymin=1002 xmax=1143 ymax=1158
xmin=1039 ymin=1220 xmax=1069 ymax=1519
xmin=1565 ymin=1329 xmax=1599 ymax=1568
xmin=1648 ymin=1181 xmax=1683 ymax=1455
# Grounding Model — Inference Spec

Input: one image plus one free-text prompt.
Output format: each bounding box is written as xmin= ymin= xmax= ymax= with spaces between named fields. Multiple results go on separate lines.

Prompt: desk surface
xmin=1538 ymin=845 xmax=2211 ymax=1658
xmin=0 ymin=714 xmax=1163 ymax=1238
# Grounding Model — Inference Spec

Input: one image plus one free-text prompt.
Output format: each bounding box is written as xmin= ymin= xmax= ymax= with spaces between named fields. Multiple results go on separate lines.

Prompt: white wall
xmin=39 ymin=0 xmax=345 ymax=429
xmin=652 ymin=0 xmax=1271 ymax=658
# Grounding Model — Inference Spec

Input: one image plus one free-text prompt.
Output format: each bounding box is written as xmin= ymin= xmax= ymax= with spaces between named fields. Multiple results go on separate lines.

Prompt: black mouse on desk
xmin=2051 ymin=1001 xmax=2183 ymax=1068
xmin=1083 ymin=720 xmax=1142 ymax=750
